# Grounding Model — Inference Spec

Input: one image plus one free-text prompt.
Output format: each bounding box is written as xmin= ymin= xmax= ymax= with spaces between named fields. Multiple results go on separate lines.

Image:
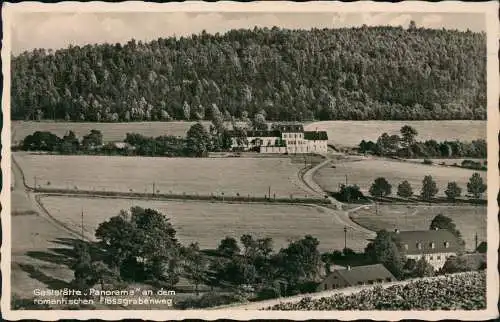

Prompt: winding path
xmin=300 ymin=156 xmax=376 ymax=237
xmin=11 ymin=153 xmax=91 ymax=241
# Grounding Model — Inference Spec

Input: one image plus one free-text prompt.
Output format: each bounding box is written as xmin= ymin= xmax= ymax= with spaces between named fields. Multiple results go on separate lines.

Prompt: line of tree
xmin=368 ymin=173 xmax=486 ymax=201
xmin=17 ymin=120 xmax=235 ymax=157
xmin=12 ymin=24 xmax=486 ymax=122
xmin=358 ymin=125 xmax=486 ymax=159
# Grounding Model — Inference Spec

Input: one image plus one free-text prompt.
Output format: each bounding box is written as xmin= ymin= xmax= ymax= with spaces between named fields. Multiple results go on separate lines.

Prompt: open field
xmin=12 ymin=120 xmax=485 ymax=148
xmin=305 ymin=120 xmax=486 ymax=147
xmin=314 ymin=158 xmax=485 ymax=197
xmin=350 ymin=204 xmax=486 ymax=251
xmin=10 ymin=164 xmax=77 ymax=300
xmin=407 ymin=158 xmax=486 ymax=166
xmin=39 ymin=196 xmax=372 ymax=252
xmin=11 ymin=121 xmax=202 ymax=145
xmin=14 ymin=152 xmax=310 ymax=198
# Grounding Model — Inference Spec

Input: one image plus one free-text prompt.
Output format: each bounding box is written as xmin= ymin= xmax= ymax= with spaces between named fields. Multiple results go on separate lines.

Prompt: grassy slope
xmin=305 ymin=120 xmax=486 ymax=147
xmin=39 ymin=196 xmax=372 ymax=252
xmin=15 ymin=153 xmax=309 ymax=198
xmin=314 ymin=158 xmax=485 ymax=197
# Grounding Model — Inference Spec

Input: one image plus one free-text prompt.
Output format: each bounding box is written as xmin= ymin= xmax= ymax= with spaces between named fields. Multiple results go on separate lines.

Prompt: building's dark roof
xmin=393 ymin=229 xmax=460 ymax=255
xmin=304 ymin=131 xmax=328 ymax=141
xmin=273 ymin=124 xmax=304 ymax=133
xmin=227 ymin=130 xmax=281 ymax=138
xmin=334 ymin=264 xmax=397 ymax=285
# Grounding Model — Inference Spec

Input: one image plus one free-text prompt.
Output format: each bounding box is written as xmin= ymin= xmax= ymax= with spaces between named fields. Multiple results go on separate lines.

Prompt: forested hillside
xmin=11 ymin=25 xmax=486 ymax=122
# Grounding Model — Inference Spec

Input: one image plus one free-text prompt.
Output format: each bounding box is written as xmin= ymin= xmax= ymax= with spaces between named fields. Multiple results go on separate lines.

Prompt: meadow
xmin=12 ymin=120 xmax=485 ymax=148
xmin=11 ymin=121 xmax=200 ymax=145
xmin=14 ymin=153 xmax=310 ymax=198
xmin=39 ymin=196 xmax=373 ymax=252
xmin=350 ymin=204 xmax=487 ymax=251
xmin=305 ymin=120 xmax=486 ymax=147
xmin=314 ymin=158 xmax=485 ymax=197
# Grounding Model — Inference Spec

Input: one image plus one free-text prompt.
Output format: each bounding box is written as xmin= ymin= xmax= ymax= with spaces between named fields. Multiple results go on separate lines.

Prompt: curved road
xmin=300 ymin=156 xmax=376 ymax=237
xmin=11 ymin=153 xmax=90 ymax=241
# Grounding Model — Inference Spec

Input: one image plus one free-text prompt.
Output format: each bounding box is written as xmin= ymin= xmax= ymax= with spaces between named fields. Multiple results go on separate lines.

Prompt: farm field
xmin=407 ymin=158 xmax=486 ymax=166
xmin=11 ymin=121 xmax=203 ymax=145
xmin=14 ymin=152 xmax=310 ymax=198
xmin=12 ymin=120 xmax=485 ymax=148
xmin=314 ymin=158 xmax=485 ymax=197
xmin=350 ymin=204 xmax=487 ymax=251
xmin=10 ymin=165 xmax=76 ymax=300
xmin=305 ymin=120 xmax=486 ymax=147
xmin=39 ymin=196 xmax=372 ymax=252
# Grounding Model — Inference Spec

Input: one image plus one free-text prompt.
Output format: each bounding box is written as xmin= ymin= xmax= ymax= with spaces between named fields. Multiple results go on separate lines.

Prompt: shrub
xmin=423 ymin=159 xmax=433 ymax=165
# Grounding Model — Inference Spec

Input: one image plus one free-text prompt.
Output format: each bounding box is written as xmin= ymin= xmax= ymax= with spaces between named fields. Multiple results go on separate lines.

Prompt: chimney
xmin=394 ymin=228 xmax=400 ymax=234
xmin=347 ymin=265 xmax=351 ymax=271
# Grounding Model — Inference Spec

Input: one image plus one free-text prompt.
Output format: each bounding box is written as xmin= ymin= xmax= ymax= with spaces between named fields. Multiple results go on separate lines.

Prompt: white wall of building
xmin=406 ymin=252 xmax=457 ymax=270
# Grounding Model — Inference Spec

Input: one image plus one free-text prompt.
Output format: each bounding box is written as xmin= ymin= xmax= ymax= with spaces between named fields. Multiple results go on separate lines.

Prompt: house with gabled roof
xmin=393 ymin=228 xmax=461 ymax=270
xmin=316 ymin=264 xmax=397 ymax=292
xmin=229 ymin=122 xmax=328 ymax=154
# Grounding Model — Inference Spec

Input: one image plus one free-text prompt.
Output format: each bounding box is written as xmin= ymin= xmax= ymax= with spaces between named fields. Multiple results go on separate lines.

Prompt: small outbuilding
xmin=316 ymin=264 xmax=397 ymax=292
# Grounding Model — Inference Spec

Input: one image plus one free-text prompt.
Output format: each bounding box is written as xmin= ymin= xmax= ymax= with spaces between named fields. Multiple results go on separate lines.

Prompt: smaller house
xmin=316 ymin=264 xmax=396 ymax=292
xmin=394 ymin=228 xmax=461 ymax=270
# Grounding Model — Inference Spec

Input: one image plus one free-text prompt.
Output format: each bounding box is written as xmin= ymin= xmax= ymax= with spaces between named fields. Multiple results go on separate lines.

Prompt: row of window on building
xmin=404 ymin=241 xmax=450 ymax=250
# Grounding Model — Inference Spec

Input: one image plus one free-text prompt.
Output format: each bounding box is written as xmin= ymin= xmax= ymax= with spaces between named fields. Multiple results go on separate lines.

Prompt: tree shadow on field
xmin=18 ymin=263 xmax=71 ymax=290
xmin=26 ymin=237 xmax=101 ymax=268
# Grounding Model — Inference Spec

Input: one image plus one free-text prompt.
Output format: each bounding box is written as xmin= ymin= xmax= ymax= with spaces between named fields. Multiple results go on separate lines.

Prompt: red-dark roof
xmin=393 ymin=229 xmax=460 ymax=255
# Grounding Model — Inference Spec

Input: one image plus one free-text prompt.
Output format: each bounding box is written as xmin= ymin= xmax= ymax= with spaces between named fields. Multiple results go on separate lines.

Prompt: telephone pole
xmin=345 ymin=175 xmax=348 ymax=186
xmin=475 ymin=232 xmax=478 ymax=251
xmin=344 ymin=226 xmax=347 ymax=251
xmin=152 ymin=182 xmax=156 ymax=195
xmin=81 ymin=208 xmax=84 ymax=241
xmin=268 ymin=186 xmax=271 ymax=199
xmin=34 ymin=176 xmax=37 ymax=191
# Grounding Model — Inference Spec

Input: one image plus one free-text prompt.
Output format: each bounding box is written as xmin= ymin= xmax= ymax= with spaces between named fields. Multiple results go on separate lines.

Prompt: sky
xmin=10 ymin=12 xmax=485 ymax=55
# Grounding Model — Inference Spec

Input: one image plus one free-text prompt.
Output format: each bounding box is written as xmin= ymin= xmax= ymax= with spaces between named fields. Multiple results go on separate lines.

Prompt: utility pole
xmin=34 ymin=176 xmax=37 ymax=191
xmin=81 ymin=208 xmax=84 ymax=241
xmin=475 ymin=232 xmax=478 ymax=251
xmin=345 ymin=175 xmax=348 ymax=186
xmin=268 ymin=186 xmax=271 ymax=200
xmin=152 ymin=182 xmax=156 ymax=195
xmin=344 ymin=226 xmax=347 ymax=251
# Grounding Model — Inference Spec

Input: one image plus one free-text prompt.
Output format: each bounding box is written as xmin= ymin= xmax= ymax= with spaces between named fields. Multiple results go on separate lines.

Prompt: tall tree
xmin=400 ymin=125 xmax=418 ymax=147
xmin=420 ymin=175 xmax=438 ymax=201
xmin=186 ymin=122 xmax=211 ymax=157
xmin=183 ymin=242 xmax=207 ymax=295
xmin=444 ymin=181 xmax=462 ymax=201
xmin=364 ymin=230 xmax=404 ymax=279
xmin=369 ymin=177 xmax=392 ymax=198
xmin=217 ymin=236 xmax=241 ymax=258
xmin=467 ymin=173 xmax=486 ymax=199
xmin=397 ymin=180 xmax=413 ymax=198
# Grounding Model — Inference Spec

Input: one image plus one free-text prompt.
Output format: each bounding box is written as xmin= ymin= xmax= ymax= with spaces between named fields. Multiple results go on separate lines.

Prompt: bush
xmin=266 ymin=272 xmax=486 ymax=310
xmin=423 ymin=159 xmax=433 ymax=165
xmin=175 ymin=292 xmax=240 ymax=309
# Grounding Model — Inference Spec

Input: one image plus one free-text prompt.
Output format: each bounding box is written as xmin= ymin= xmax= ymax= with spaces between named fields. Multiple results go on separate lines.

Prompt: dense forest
xmin=11 ymin=24 xmax=486 ymax=122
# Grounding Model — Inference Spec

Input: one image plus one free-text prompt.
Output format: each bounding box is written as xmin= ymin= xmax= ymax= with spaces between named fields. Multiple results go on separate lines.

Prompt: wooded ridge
xmin=12 ymin=24 xmax=486 ymax=122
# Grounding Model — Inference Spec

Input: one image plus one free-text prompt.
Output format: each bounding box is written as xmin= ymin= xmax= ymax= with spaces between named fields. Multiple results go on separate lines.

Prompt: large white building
xmin=230 ymin=123 xmax=328 ymax=155
xmin=393 ymin=229 xmax=461 ymax=270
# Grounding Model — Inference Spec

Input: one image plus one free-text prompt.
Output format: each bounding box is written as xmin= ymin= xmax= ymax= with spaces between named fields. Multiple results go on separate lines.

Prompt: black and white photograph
xmin=1 ymin=1 xmax=498 ymax=320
